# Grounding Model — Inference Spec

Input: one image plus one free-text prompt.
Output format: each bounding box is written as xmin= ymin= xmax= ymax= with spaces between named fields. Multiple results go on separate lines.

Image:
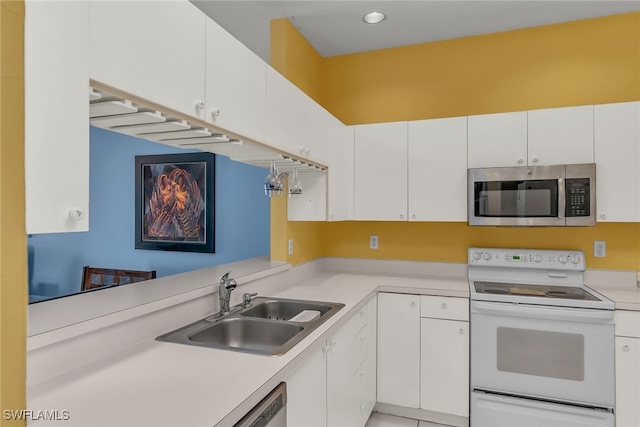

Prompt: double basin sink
xmin=157 ymin=297 xmax=344 ymax=356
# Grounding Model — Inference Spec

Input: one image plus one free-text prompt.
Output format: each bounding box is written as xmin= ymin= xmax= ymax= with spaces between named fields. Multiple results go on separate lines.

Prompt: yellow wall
xmin=270 ymin=18 xmax=323 ymax=104
xmin=324 ymin=222 xmax=640 ymax=271
xmin=271 ymin=12 xmax=640 ymax=271
xmin=322 ymin=12 xmax=640 ymax=124
xmin=0 ymin=1 xmax=27 ymax=425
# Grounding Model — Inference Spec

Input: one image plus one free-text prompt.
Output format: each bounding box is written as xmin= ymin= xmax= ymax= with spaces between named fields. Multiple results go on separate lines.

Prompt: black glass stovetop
xmin=473 ymin=281 xmax=601 ymax=301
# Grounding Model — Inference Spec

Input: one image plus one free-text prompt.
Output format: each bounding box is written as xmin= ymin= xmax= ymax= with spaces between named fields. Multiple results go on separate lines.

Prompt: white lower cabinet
xmin=286 ymin=297 xmax=377 ymax=427
xmin=615 ymin=310 xmax=640 ymax=427
xmin=420 ymin=318 xmax=469 ymax=416
xmin=377 ymin=293 xmax=421 ymax=408
xmin=286 ymin=346 xmax=327 ymax=427
xmin=420 ymin=296 xmax=469 ymax=418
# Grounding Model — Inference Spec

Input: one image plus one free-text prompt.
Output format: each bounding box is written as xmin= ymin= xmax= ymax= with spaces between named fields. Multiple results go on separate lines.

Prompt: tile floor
xmin=365 ymin=412 xmax=450 ymax=427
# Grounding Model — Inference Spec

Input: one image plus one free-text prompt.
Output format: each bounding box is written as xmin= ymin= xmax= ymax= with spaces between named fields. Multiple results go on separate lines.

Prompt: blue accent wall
xmin=29 ymin=126 xmax=270 ymax=299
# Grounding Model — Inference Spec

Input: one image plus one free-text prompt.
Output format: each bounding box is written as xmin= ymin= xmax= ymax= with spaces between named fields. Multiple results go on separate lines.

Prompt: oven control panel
xmin=468 ymin=248 xmax=585 ymax=270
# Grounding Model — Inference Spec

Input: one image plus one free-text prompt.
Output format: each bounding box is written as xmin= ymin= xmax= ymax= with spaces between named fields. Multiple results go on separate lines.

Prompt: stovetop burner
xmin=545 ymin=290 xmax=590 ymax=300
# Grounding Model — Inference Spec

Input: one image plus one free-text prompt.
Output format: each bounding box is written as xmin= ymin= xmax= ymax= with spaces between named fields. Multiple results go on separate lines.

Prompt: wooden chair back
xmin=81 ymin=266 xmax=156 ymax=291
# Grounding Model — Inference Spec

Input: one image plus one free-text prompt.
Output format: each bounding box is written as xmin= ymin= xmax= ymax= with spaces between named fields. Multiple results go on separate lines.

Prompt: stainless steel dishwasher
xmin=234 ymin=383 xmax=287 ymax=427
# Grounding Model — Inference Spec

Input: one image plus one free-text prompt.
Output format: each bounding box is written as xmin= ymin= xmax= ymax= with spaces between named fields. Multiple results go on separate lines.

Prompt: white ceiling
xmin=191 ymin=1 xmax=640 ymax=63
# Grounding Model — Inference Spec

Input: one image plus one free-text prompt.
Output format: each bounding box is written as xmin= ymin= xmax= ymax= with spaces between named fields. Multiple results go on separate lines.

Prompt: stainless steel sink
xmin=241 ymin=297 xmax=338 ymax=321
xmin=156 ymin=297 xmax=344 ymax=356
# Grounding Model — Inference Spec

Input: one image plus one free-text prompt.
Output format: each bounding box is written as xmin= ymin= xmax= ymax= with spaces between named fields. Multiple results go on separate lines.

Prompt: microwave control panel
xmin=565 ymin=178 xmax=590 ymax=217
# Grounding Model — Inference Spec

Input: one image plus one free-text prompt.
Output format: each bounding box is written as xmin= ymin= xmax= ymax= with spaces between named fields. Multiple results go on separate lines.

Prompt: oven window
xmin=496 ymin=327 xmax=584 ymax=381
xmin=475 ymin=180 xmax=558 ymax=217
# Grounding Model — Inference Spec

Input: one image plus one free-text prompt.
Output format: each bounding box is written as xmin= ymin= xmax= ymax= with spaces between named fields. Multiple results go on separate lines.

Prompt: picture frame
xmin=135 ymin=152 xmax=215 ymax=253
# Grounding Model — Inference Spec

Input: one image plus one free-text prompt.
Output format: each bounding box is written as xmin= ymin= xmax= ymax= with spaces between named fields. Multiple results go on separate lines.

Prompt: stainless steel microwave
xmin=468 ymin=163 xmax=596 ymax=226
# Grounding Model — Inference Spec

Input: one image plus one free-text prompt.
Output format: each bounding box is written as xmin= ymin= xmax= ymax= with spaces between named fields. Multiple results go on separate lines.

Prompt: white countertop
xmin=28 ymin=272 xmax=468 ymax=427
xmin=590 ymin=285 xmax=640 ymax=311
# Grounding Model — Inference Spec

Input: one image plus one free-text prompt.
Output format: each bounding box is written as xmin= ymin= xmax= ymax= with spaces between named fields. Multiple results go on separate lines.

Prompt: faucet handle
xmin=242 ymin=292 xmax=258 ymax=307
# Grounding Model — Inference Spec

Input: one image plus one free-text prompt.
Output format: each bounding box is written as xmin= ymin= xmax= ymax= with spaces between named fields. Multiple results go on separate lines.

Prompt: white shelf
xmin=90 ymin=111 xmax=165 ymax=128
xmin=89 ymin=99 xmax=137 ymax=118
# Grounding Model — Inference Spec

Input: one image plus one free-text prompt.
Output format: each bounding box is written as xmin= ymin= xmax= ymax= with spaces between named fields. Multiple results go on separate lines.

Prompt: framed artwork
xmin=135 ymin=152 xmax=215 ymax=253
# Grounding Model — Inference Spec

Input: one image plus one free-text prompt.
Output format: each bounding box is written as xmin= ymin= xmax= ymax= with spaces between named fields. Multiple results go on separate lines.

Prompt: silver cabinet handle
xmin=532 ymin=157 xmax=539 ymax=163
xmin=459 ymin=328 xmax=465 ymax=335
xmin=517 ymin=158 xmax=524 ymax=164
xmin=600 ymin=213 xmax=607 ymax=219
xmin=623 ymin=344 xmax=630 ymax=352
xmin=400 ymin=214 xmax=404 ymax=219
xmin=441 ymin=302 xmax=447 ymax=309
xmin=211 ymin=108 xmax=220 ymax=117
xmin=411 ymin=300 xmax=416 ymax=307
xmin=195 ymin=100 xmax=205 ymax=110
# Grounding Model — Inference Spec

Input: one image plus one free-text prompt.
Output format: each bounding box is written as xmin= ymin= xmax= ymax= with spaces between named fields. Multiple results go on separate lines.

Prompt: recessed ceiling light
xmin=363 ymin=11 xmax=386 ymax=24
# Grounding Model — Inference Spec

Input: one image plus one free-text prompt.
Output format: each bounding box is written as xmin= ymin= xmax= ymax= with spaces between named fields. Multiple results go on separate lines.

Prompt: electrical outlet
xmin=594 ymin=240 xmax=606 ymax=257
xmin=370 ymin=235 xmax=378 ymax=250
xmin=288 ymin=239 xmax=294 ymax=255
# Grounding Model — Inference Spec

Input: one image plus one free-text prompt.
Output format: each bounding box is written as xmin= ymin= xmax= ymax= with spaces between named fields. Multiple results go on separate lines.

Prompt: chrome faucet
xmin=218 ymin=271 xmax=237 ymax=314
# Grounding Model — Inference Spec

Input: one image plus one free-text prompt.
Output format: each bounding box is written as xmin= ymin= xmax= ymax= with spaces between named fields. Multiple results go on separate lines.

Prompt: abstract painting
xmin=135 ymin=152 xmax=215 ymax=253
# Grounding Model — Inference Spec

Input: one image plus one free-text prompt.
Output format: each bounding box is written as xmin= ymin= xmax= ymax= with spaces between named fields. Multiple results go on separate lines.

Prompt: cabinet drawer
xmin=344 ymin=304 xmax=368 ymax=338
xmin=421 ymin=295 xmax=469 ymax=321
xmin=616 ymin=310 xmax=640 ymax=338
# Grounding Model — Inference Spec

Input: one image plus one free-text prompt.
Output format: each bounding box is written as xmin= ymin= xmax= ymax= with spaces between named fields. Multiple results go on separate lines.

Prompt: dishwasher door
xmin=234 ymin=382 xmax=287 ymax=427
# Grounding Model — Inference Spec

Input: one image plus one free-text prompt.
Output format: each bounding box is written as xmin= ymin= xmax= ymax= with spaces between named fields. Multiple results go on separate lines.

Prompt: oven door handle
xmin=471 ymin=301 xmax=614 ymax=324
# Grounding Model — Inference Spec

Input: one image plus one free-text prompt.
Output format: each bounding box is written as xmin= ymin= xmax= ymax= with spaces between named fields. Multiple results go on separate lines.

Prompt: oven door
xmin=470 ymin=301 xmax=614 ymax=408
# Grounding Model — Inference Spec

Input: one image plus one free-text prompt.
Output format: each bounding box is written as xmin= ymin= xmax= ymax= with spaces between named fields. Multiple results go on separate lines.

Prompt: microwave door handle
xmin=558 ymin=178 xmax=566 ymax=220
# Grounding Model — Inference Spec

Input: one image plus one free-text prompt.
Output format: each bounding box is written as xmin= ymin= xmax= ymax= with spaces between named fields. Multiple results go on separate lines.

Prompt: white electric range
xmin=468 ymin=247 xmax=615 ymax=427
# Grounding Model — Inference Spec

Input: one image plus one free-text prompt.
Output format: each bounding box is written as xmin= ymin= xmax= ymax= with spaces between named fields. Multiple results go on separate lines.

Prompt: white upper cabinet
xmin=594 ymin=102 xmax=640 ymax=222
xmin=90 ymin=0 xmax=206 ymax=119
xmin=327 ymin=123 xmax=349 ymax=222
xmin=287 ymin=171 xmax=327 ymax=222
xmin=354 ymin=122 xmax=408 ymax=221
xmin=266 ymin=67 xmax=320 ymax=160
xmin=408 ymin=117 xmax=467 ymax=221
xmin=205 ymin=19 xmax=266 ymax=142
xmin=527 ymin=105 xmax=594 ymax=165
xmin=346 ymin=127 xmax=356 ymax=220
xmin=25 ymin=0 xmax=90 ymax=234
xmin=467 ymin=111 xmax=528 ymax=168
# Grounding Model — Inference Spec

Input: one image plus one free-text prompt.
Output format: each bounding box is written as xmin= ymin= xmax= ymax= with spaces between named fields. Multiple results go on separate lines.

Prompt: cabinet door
xmin=266 ymin=67 xmax=316 ymax=158
xmin=615 ymin=337 xmax=640 ymax=427
xmin=327 ymin=123 xmax=348 ymax=222
xmin=205 ymin=18 xmax=266 ymax=142
xmin=287 ymin=171 xmax=327 ymax=222
xmin=361 ymin=297 xmax=378 ymax=418
xmin=408 ymin=117 xmax=467 ymax=221
xmin=346 ymin=127 xmax=356 ymax=220
xmin=354 ymin=123 xmax=408 ymax=221
xmin=528 ymin=105 xmax=594 ymax=165
xmin=286 ymin=346 xmax=327 ymax=427
xmin=594 ymin=102 xmax=640 ymax=222
xmin=25 ymin=0 xmax=89 ymax=233
xmin=467 ymin=111 xmax=528 ymax=168
xmin=377 ymin=293 xmax=421 ymax=408
xmin=90 ymin=0 xmax=206 ymax=119
xmin=327 ymin=315 xmax=366 ymax=427
xmin=421 ymin=319 xmax=469 ymax=417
